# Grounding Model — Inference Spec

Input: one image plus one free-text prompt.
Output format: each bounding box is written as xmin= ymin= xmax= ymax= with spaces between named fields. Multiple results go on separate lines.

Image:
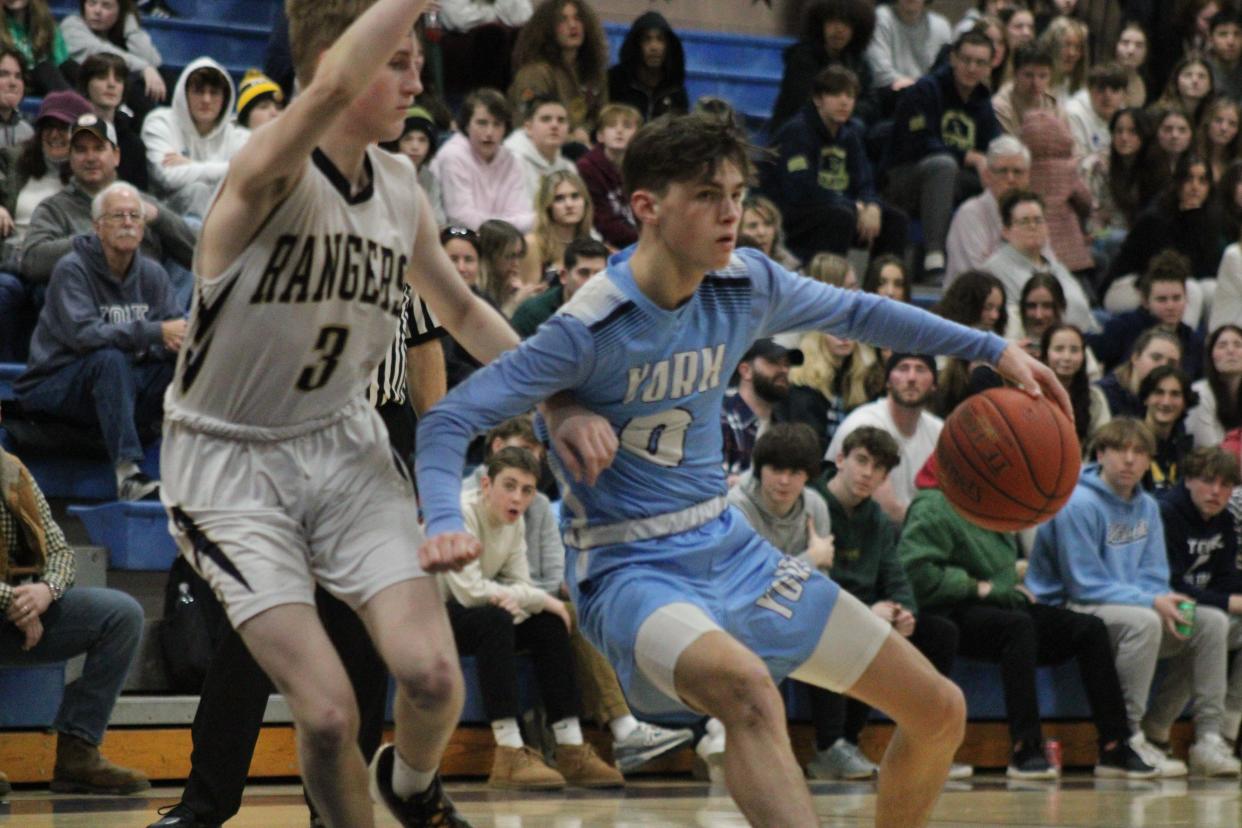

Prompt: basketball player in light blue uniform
xmin=417 ymin=114 xmax=1071 ymax=827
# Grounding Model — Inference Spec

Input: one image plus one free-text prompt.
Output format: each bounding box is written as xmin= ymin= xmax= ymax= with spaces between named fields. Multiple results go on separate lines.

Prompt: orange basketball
xmin=935 ymin=387 xmax=1081 ymax=532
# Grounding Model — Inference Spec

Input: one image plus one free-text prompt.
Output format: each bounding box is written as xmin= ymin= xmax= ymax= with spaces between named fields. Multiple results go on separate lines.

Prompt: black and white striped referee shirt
xmin=365 ymin=283 xmax=445 ymax=407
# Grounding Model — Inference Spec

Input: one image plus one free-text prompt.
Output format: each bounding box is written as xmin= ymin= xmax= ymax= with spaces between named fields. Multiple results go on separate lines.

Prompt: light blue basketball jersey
xmin=417 ymin=247 xmax=1006 ymax=539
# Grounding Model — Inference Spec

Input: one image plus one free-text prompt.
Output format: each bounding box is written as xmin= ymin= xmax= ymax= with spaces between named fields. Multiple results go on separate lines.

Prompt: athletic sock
xmin=552 ymin=717 xmax=584 ymax=746
xmin=491 ymin=718 xmax=523 ymax=748
xmin=609 ymin=714 xmax=638 ymax=742
xmin=390 ymin=748 xmax=435 ymax=800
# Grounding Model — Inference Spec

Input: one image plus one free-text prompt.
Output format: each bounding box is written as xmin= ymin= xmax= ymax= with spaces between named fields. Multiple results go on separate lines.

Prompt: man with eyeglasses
xmin=19 ymin=113 xmax=196 ymax=309
xmin=945 ymin=134 xmax=1030 ymax=279
xmin=883 ymin=30 xmax=1001 ymax=284
xmin=982 ymin=189 xmax=1100 ymax=334
xmin=14 ymin=180 xmax=185 ymax=501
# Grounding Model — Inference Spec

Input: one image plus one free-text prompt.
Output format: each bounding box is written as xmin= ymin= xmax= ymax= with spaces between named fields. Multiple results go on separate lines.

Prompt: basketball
xmin=936 ymin=387 xmax=1081 ymax=532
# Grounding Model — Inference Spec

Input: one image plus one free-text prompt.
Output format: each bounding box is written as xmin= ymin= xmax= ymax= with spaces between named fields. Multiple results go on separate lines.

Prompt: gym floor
xmin=1 ymin=774 xmax=1238 ymax=826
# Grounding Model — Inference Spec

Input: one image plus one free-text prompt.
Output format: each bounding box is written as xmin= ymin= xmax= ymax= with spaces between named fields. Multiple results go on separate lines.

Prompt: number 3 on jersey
xmin=618 ymin=408 xmax=692 ymax=467
xmin=296 ymin=325 xmax=349 ymax=391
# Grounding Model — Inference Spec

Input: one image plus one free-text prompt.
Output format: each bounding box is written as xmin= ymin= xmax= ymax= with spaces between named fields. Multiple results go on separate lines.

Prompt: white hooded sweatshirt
xmin=140 ymin=57 xmax=250 ymax=200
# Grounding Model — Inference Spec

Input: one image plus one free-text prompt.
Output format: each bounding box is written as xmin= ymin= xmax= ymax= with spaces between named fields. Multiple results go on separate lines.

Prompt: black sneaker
xmin=1095 ymin=741 xmax=1159 ymax=780
xmin=147 ymin=803 xmax=221 ymax=828
xmin=369 ymin=743 xmax=471 ymax=827
xmin=1006 ymin=741 xmax=1058 ymax=780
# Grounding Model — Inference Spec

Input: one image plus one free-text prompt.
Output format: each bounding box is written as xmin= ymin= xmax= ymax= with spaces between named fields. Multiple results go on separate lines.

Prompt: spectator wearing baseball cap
xmin=0 ymin=89 xmax=93 ymax=360
xmin=19 ymin=110 xmax=197 ymax=309
xmin=722 ymin=338 xmax=805 ymax=482
xmin=826 ymin=352 xmax=942 ymax=523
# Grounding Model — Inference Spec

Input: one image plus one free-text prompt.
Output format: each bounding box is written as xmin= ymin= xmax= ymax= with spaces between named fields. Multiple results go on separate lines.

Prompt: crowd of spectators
xmin=5 ymin=0 xmax=1242 ymax=802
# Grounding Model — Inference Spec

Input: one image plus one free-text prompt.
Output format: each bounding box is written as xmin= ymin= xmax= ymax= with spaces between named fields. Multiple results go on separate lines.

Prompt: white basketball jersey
xmin=165 ymin=147 xmax=420 ymax=438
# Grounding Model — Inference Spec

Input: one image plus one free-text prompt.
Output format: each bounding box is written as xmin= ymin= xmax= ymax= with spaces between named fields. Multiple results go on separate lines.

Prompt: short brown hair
xmin=1088 ymin=62 xmax=1130 ymax=90
xmin=1091 ymin=417 xmax=1157 ymax=458
xmin=1182 ymin=446 xmax=1242 ymax=485
xmin=287 ymin=0 xmax=380 ymax=88
xmin=485 ymin=445 xmax=541 ymax=481
xmin=841 ymin=426 xmax=901 ymax=472
xmin=812 ymin=65 xmax=859 ymax=98
xmin=752 ymin=423 xmax=822 ymax=478
xmin=623 ymin=113 xmax=754 ymax=198
xmin=1137 ymin=249 xmax=1190 ymax=299
xmin=484 ymin=416 xmax=539 ymax=459
xmin=460 ymin=87 xmax=512 ymax=134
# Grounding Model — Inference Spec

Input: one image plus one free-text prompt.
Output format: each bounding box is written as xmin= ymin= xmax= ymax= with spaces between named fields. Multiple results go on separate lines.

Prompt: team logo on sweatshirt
xmin=1106 ymin=519 xmax=1149 ymax=546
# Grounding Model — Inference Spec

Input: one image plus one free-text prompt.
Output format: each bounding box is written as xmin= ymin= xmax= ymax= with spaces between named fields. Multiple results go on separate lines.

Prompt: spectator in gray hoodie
xmin=15 ymin=180 xmax=185 ymax=501
xmin=728 ymin=422 xmax=834 ymax=565
xmin=503 ymin=93 xmax=576 ymax=206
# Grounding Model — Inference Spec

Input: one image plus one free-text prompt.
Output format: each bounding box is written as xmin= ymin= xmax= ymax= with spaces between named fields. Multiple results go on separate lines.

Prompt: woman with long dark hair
xmin=1104 ymin=152 xmax=1222 ymax=325
xmin=770 ymin=0 xmax=878 ymax=129
xmin=931 ymin=269 xmax=1008 ymax=416
xmin=1041 ymin=323 xmax=1110 ymax=450
xmin=1187 ymin=324 xmax=1242 ymax=446
xmin=1082 ymin=107 xmax=1153 ymax=268
xmin=1139 ymin=364 xmax=1196 ymax=492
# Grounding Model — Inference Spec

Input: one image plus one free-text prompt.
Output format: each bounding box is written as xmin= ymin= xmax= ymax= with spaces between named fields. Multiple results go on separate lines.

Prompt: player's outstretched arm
xmin=405 ymin=187 xmax=520 ymax=361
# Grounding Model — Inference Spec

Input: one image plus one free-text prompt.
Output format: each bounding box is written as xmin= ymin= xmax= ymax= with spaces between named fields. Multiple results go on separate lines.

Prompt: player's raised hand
xmin=418 ymin=532 xmax=481 ymax=572
xmin=548 ymin=406 xmax=618 ymax=485
xmin=995 ymin=342 xmax=1073 ymax=422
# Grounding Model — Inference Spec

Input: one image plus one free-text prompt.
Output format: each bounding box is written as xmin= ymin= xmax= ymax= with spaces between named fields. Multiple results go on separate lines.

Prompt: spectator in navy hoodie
xmin=1157 ymin=447 xmax=1242 ymax=746
xmin=766 ymin=65 xmax=908 ymax=263
xmin=884 ymin=29 xmax=1001 ymax=281
xmin=606 ymin=11 xmax=688 ymax=123
xmin=15 ymin=181 xmax=183 ymax=502
xmin=1088 ymin=250 xmax=1204 ymax=379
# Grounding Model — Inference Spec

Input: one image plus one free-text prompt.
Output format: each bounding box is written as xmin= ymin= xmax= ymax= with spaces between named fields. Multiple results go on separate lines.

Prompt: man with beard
xmin=826 ymin=352 xmax=940 ymax=523
xmin=721 ymin=338 xmax=802 ymax=484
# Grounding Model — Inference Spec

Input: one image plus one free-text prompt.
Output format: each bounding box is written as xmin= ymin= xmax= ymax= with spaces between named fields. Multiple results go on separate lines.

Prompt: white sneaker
xmin=1189 ymin=733 xmax=1242 ymax=777
xmin=612 ymin=721 xmax=694 ymax=773
xmin=947 ymin=762 xmax=974 ymax=780
xmin=806 ymin=738 xmax=878 ymax=780
xmin=1129 ymin=733 xmax=1188 ymax=778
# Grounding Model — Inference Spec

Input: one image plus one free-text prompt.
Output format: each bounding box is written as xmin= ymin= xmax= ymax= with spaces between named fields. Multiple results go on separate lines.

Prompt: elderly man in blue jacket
xmin=15 ymin=179 xmax=185 ymax=502
xmin=764 ymin=65 xmax=908 ymax=264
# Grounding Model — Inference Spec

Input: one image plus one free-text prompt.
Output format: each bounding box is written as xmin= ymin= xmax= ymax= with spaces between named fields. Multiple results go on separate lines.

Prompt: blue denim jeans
xmin=17 ymin=348 xmax=173 ymax=465
xmin=0 ymin=271 xmax=43 ymax=362
xmin=0 ymin=587 xmax=143 ymax=744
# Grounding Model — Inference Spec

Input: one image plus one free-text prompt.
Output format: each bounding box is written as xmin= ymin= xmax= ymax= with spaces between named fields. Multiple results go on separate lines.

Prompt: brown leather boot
xmin=0 ymin=768 xmax=10 ymax=796
xmin=555 ymin=742 xmax=625 ymax=788
xmin=488 ymin=745 xmax=566 ymax=790
xmin=51 ymin=733 xmax=150 ymax=794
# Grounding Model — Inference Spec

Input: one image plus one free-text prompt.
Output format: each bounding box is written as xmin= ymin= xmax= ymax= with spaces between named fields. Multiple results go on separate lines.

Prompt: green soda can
xmin=1176 ymin=600 xmax=1196 ymax=637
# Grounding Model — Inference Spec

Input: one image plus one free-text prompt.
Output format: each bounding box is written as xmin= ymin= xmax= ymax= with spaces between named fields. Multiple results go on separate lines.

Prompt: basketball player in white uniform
xmin=159 ymin=2 xmax=577 ymax=825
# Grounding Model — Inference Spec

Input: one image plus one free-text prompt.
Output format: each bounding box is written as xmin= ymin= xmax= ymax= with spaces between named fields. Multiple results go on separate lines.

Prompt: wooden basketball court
xmin=2 ymin=775 xmax=1239 ymax=826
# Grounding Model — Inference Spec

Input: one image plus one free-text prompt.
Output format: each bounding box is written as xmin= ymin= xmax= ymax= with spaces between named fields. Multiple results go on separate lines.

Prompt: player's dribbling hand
xmin=995 ymin=342 xmax=1074 ymax=423
xmin=418 ymin=532 xmax=481 ymax=572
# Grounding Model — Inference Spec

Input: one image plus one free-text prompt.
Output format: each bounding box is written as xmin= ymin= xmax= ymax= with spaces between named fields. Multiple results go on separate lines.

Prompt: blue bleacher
xmin=69 ymin=500 xmax=177 ymax=571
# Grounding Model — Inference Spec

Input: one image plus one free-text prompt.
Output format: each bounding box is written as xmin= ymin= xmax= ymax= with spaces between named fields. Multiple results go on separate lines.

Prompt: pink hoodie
xmin=430 ymin=132 xmax=534 ymax=232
